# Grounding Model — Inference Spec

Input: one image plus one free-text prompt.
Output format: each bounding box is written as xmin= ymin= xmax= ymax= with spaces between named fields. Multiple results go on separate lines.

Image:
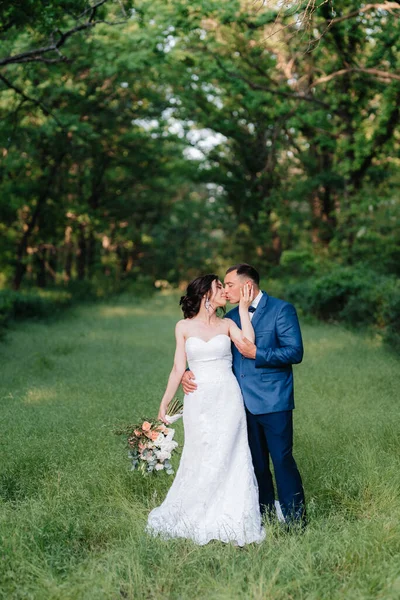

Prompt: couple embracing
xmin=147 ymin=263 xmax=306 ymax=546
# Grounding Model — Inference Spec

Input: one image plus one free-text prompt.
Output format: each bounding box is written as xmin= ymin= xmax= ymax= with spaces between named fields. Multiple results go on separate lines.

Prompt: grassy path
xmin=0 ymin=293 xmax=399 ymax=599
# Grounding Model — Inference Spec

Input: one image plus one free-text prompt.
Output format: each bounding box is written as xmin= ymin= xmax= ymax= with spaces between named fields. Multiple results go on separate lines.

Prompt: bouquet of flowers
xmin=115 ymin=398 xmax=183 ymax=475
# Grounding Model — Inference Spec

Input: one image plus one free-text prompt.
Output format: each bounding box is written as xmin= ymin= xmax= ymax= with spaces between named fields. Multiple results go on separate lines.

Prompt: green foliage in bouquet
xmin=115 ymin=399 xmax=183 ymax=475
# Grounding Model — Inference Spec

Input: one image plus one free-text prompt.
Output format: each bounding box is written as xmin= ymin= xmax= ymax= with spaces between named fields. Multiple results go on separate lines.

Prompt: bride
xmin=147 ymin=273 xmax=265 ymax=546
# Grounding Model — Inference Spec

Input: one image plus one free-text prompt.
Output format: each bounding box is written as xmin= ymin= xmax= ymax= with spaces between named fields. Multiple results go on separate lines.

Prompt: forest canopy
xmin=0 ymin=0 xmax=399 ymax=290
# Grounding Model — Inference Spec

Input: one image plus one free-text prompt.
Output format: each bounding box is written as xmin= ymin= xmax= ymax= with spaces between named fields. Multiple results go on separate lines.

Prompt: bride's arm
xmin=227 ymin=283 xmax=255 ymax=344
xmin=158 ymin=320 xmax=187 ymax=422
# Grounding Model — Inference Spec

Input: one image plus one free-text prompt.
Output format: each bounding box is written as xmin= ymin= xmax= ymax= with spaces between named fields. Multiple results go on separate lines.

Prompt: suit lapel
xmin=250 ymin=291 xmax=269 ymax=330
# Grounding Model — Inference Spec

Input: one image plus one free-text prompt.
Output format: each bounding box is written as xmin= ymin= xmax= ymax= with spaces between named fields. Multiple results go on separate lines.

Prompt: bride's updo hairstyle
xmin=180 ymin=274 xmax=220 ymax=319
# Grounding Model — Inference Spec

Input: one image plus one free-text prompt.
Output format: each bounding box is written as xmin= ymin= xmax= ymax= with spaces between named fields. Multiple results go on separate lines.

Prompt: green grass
xmin=0 ymin=292 xmax=400 ymax=599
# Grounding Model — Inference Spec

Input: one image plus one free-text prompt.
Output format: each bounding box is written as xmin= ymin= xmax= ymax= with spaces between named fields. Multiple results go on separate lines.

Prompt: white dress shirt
xmin=249 ymin=290 xmax=263 ymax=320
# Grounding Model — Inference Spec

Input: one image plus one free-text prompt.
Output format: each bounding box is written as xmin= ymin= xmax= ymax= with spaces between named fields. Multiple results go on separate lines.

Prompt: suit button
xmin=241 ymin=356 xmax=244 ymax=360
xmin=241 ymin=374 xmax=244 ymax=378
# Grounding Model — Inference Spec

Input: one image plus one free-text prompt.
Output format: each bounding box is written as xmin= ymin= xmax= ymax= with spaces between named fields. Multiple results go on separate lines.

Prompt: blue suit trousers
xmin=245 ymin=409 xmax=306 ymax=524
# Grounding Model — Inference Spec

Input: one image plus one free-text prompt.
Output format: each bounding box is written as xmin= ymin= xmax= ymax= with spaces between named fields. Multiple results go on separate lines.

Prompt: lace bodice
xmin=185 ymin=334 xmax=232 ymax=383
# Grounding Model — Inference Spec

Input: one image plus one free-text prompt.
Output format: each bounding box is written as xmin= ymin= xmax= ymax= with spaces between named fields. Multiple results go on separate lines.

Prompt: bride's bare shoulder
xmin=176 ymin=319 xmax=194 ymax=335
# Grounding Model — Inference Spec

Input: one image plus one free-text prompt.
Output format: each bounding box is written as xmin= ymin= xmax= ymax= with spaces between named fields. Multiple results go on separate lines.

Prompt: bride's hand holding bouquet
xmin=159 ymin=397 xmax=184 ymax=424
xmin=115 ymin=398 xmax=183 ymax=476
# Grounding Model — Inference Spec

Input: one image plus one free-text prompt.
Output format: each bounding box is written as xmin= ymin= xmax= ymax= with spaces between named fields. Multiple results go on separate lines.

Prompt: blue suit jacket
xmin=225 ymin=292 xmax=304 ymax=415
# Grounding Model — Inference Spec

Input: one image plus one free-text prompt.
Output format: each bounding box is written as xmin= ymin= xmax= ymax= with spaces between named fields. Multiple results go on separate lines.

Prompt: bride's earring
xmin=205 ymin=297 xmax=211 ymax=312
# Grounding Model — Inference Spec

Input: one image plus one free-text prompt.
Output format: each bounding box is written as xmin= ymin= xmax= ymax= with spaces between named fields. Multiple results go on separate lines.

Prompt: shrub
xmin=279 ymin=250 xmax=318 ymax=277
xmin=65 ymin=274 xmax=156 ymax=301
xmin=0 ymin=290 xmax=72 ymax=338
xmin=285 ymin=266 xmax=400 ymax=352
xmin=382 ymin=281 xmax=400 ymax=351
xmin=286 ymin=267 xmax=377 ymax=322
xmin=65 ymin=280 xmax=98 ymax=301
xmin=0 ymin=293 xmax=13 ymax=339
xmin=281 ymin=278 xmax=315 ymax=316
xmin=312 ymin=269 xmax=364 ymax=321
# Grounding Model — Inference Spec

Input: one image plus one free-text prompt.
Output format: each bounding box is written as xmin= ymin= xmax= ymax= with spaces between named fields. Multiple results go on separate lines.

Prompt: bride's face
xmin=209 ymin=279 xmax=227 ymax=308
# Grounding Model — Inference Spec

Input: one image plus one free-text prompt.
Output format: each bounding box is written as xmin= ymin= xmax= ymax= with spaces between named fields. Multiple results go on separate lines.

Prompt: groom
xmin=182 ymin=263 xmax=306 ymax=526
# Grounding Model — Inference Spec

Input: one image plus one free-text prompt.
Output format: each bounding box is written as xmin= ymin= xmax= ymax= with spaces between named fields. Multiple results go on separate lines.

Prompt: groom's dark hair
xmin=226 ymin=263 xmax=260 ymax=286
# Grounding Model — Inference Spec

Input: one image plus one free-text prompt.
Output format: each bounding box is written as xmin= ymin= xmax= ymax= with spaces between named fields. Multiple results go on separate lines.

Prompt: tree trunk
xmin=13 ymin=262 xmax=26 ymax=291
xmin=76 ymin=224 xmax=86 ymax=280
xmin=311 ymin=191 xmax=322 ymax=246
xmin=272 ymin=232 xmax=282 ymax=264
xmin=116 ymin=245 xmax=128 ymax=276
xmin=46 ymin=247 xmax=57 ymax=284
xmin=64 ymin=225 xmax=73 ymax=282
xmin=12 ymin=158 xmax=64 ymax=290
xmin=87 ymin=229 xmax=96 ymax=280
xmin=86 ymin=157 xmax=107 ymax=280
xmin=13 ymin=198 xmax=44 ymax=290
xmin=35 ymin=247 xmax=47 ymax=288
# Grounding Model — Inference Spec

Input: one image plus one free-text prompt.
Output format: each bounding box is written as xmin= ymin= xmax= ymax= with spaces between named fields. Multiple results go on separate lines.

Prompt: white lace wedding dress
xmin=147 ymin=333 xmax=265 ymax=546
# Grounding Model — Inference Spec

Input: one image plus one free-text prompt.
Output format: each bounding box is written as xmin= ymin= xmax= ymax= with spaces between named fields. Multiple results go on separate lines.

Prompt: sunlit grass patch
xmin=24 ymin=387 xmax=56 ymax=405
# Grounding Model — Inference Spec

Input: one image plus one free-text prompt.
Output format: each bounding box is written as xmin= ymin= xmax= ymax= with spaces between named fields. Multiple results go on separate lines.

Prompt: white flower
xmin=155 ymin=450 xmax=171 ymax=461
xmin=162 ymin=441 xmax=178 ymax=453
xmin=165 ymin=429 xmax=176 ymax=442
xmin=120 ymin=82 xmax=129 ymax=88
xmin=154 ymin=433 xmax=164 ymax=446
xmin=155 ymin=463 xmax=164 ymax=471
xmin=156 ymin=441 xmax=178 ymax=453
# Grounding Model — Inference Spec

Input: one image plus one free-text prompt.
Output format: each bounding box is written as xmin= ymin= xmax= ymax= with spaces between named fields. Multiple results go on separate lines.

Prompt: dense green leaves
xmin=0 ymin=0 xmax=399 ymax=293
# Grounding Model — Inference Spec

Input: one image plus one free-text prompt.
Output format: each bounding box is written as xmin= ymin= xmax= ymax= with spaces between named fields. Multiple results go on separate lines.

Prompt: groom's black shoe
xmin=277 ymin=498 xmax=307 ymax=532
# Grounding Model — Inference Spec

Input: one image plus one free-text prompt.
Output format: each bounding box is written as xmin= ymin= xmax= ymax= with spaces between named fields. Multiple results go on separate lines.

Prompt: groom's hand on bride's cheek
xmin=234 ymin=338 xmax=257 ymax=359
